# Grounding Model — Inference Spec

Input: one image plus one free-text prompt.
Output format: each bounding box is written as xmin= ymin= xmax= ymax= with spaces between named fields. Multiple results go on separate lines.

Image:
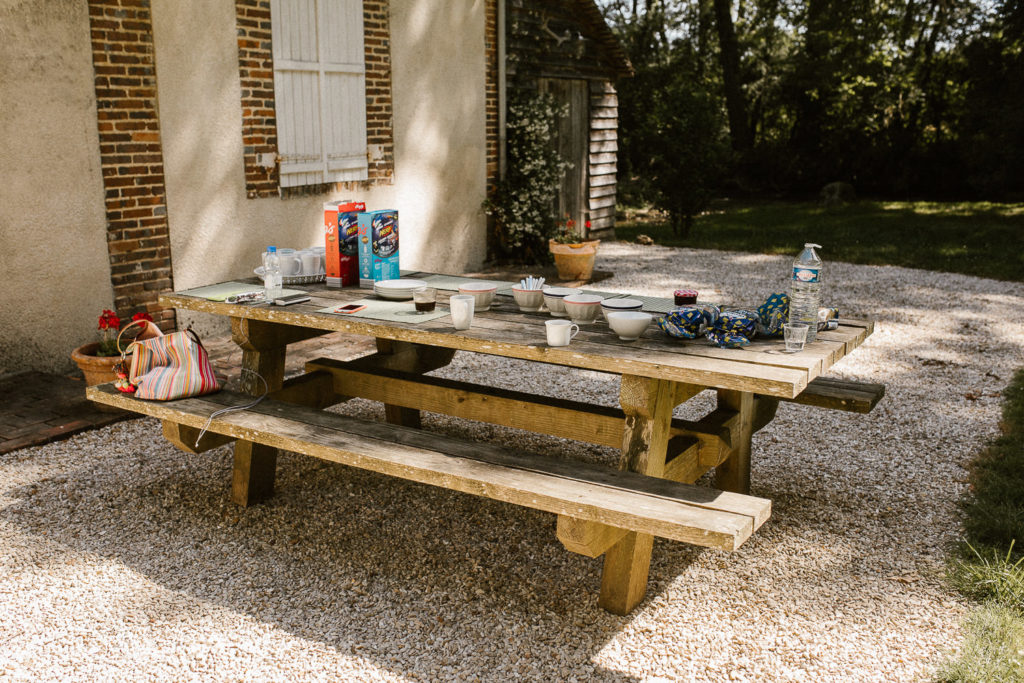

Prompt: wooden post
xmin=368 ymin=339 xmax=455 ymax=428
xmin=714 ymin=389 xmax=755 ymax=495
xmin=228 ymin=318 xmax=290 ymax=506
xmin=598 ymin=375 xmax=678 ymax=614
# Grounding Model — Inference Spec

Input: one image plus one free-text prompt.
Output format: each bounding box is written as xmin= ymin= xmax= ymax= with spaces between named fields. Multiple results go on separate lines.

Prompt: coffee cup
xmin=450 ymin=294 xmax=475 ymax=330
xmin=545 ymin=319 xmax=579 ymax=347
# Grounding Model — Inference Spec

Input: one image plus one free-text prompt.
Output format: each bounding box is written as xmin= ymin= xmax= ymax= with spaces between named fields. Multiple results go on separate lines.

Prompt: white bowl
xmin=542 ymin=287 xmax=575 ymax=317
xmin=563 ymin=294 xmax=603 ymax=324
xmin=607 ymin=311 xmax=653 ymax=341
xmin=600 ymin=297 xmax=644 ymax=321
xmin=512 ymin=287 xmax=544 ymax=312
xmin=458 ymin=282 xmax=497 ymax=311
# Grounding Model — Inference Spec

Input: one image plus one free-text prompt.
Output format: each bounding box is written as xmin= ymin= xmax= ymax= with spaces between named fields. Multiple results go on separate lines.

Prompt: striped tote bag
xmin=123 ymin=326 xmax=220 ymax=400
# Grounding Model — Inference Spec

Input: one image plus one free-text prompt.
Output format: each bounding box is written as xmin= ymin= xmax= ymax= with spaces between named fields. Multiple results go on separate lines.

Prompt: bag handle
xmin=116 ymin=318 xmax=164 ymax=355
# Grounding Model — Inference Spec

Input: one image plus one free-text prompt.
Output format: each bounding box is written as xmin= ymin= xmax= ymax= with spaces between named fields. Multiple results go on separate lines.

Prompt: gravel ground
xmin=2 ymin=243 xmax=1022 ymax=682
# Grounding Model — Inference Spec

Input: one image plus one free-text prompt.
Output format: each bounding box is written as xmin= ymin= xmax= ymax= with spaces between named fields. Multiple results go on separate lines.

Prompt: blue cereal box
xmin=357 ymin=210 xmax=400 ymax=286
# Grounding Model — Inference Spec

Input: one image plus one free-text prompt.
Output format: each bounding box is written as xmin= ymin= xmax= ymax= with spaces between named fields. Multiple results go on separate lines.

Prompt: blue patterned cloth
xmin=707 ymin=310 xmax=759 ymax=348
xmin=756 ymin=293 xmax=789 ymax=338
xmin=657 ymin=303 xmax=721 ymax=339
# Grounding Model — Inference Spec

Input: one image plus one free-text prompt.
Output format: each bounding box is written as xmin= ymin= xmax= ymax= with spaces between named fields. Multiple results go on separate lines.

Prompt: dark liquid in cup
xmin=414 ymin=301 xmax=436 ymax=312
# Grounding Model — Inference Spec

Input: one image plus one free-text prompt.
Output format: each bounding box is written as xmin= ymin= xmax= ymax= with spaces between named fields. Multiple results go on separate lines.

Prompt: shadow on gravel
xmin=0 ymin=427 xmax=678 ymax=681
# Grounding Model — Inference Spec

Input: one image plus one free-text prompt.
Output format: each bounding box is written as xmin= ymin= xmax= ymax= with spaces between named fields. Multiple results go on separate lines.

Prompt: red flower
xmin=132 ymin=311 xmax=154 ymax=323
xmin=585 ymin=220 xmax=591 ymax=229
xmin=98 ymin=309 xmax=120 ymax=331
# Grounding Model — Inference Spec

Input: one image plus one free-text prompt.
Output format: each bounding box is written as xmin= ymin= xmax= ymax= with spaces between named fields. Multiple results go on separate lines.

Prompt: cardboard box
xmin=357 ymin=210 xmax=399 ymax=286
xmin=324 ymin=200 xmax=365 ymax=287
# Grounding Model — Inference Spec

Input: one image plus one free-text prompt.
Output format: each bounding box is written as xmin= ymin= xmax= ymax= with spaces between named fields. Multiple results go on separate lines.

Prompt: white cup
xmin=450 ymin=294 xmax=475 ymax=330
xmin=275 ymin=251 xmax=301 ymax=276
xmin=300 ymin=251 xmax=320 ymax=275
xmin=545 ymin=319 xmax=579 ymax=347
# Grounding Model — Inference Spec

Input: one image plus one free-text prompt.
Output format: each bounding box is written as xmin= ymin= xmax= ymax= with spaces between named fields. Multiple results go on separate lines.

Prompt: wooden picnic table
xmin=89 ymin=272 xmax=879 ymax=614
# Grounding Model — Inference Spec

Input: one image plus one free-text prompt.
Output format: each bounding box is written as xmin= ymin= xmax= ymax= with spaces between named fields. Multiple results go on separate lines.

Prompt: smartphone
xmin=273 ymin=293 xmax=311 ymax=306
xmin=332 ymin=303 xmax=366 ymax=314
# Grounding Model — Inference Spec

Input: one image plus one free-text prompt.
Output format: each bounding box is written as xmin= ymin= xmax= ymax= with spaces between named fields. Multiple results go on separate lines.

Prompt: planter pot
xmin=549 ymin=239 xmax=600 ymax=281
xmin=71 ymin=342 xmax=123 ymax=413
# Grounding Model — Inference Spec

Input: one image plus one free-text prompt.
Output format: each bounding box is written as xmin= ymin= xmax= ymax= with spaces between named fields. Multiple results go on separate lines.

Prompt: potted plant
xmin=71 ymin=309 xmax=154 ymax=388
xmin=549 ymin=216 xmax=600 ymax=281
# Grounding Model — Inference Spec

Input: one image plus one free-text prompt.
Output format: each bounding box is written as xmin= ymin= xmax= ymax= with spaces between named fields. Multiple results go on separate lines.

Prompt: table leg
xmin=714 ymin=389 xmax=754 ymax=494
xmin=598 ymin=375 xmax=677 ymax=615
xmin=229 ymin=319 xmax=288 ymax=507
xmin=372 ymin=338 xmax=455 ymax=429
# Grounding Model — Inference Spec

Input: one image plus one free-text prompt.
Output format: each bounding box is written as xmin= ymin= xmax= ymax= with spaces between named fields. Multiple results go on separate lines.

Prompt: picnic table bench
xmin=87 ymin=274 xmax=882 ymax=614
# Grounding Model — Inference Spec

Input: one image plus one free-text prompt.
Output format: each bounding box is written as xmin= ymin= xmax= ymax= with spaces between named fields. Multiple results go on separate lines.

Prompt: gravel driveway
xmin=2 ymin=243 xmax=1022 ymax=681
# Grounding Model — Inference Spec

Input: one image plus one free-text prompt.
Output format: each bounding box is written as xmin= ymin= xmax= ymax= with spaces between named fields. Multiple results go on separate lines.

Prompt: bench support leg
xmin=229 ymin=318 xmax=288 ymax=506
xmin=371 ymin=339 xmax=455 ymax=429
xmin=714 ymin=390 xmax=754 ymax=495
xmin=598 ymin=375 xmax=678 ymax=615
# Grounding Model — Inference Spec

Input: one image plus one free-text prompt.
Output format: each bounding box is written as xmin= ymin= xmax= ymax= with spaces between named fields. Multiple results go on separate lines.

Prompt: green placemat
xmin=318 ymin=298 xmax=449 ymax=323
xmin=621 ymin=295 xmax=676 ymax=313
xmin=420 ymin=274 xmax=517 ymax=292
xmin=177 ymin=282 xmax=309 ymax=302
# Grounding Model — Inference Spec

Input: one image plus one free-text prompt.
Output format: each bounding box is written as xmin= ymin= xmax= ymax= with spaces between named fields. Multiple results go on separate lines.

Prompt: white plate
xmin=375 ymin=278 xmax=427 ymax=291
xmin=374 ymin=289 xmax=416 ymax=301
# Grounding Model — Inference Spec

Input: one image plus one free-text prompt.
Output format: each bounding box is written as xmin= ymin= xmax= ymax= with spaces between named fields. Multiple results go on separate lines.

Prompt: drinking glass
xmin=412 ymin=287 xmax=436 ymax=313
xmin=784 ymin=323 xmax=810 ymax=352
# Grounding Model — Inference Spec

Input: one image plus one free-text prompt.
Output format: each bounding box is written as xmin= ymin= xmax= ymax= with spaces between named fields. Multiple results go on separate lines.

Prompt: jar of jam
xmin=674 ymin=289 xmax=698 ymax=305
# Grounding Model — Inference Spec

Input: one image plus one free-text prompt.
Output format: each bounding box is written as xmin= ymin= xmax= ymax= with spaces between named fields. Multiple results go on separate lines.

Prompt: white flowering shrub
xmin=485 ymin=91 xmax=570 ymax=262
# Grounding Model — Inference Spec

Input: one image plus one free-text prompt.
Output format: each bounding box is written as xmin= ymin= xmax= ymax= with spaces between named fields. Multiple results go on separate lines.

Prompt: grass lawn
xmin=614 ymin=200 xmax=1024 ymax=282
xmin=940 ymin=368 xmax=1024 ymax=681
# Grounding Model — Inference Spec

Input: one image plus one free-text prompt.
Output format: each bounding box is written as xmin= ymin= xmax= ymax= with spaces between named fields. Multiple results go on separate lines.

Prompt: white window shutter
xmin=272 ymin=0 xmax=368 ymax=187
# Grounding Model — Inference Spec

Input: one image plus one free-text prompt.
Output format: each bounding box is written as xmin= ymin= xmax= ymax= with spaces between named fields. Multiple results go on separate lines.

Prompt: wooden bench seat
xmin=783 ymin=376 xmax=885 ymax=413
xmin=86 ymin=384 xmax=770 ymax=552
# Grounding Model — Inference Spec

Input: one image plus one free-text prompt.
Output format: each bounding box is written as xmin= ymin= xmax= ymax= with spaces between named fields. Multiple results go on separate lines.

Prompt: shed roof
xmin=569 ymin=0 xmax=634 ymax=77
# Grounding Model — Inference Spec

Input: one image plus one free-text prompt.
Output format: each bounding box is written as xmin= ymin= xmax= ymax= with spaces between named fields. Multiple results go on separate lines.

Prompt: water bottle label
xmin=793 ymin=267 xmax=820 ymax=283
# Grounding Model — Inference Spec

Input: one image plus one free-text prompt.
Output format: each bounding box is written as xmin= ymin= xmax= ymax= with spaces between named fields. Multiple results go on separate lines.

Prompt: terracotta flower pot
xmin=71 ymin=342 xmax=123 ymax=412
xmin=549 ymin=239 xmax=600 ymax=281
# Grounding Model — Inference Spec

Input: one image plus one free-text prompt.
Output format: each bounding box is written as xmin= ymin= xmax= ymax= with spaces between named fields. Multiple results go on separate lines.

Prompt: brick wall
xmin=236 ymin=0 xmax=395 ymax=198
xmin=87 ymin=0 xmax=175 ymax=330
xmin=484 ymin=0 xmax=500 ymax=192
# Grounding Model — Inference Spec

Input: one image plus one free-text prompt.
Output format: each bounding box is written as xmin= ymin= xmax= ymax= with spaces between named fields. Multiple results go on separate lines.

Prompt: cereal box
xmin=357 ymin=210 xmax=399 ymax=286
xmin=324 ymin=200 xmax=365 ymax=287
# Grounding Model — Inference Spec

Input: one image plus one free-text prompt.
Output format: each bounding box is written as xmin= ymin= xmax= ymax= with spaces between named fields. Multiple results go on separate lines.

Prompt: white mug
xmin=299 ymin=251 xmax=321 ymax=275
xmin=269 ymin=251 xmax=301 ymax=276
xmin=545 ymin=319 xmax=579 ymax=347
xmin=450 ymin=294 xmax=475 ymax=330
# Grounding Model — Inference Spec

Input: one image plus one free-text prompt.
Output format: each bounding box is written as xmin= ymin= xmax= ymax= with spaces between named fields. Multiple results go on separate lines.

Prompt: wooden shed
xmin=504 ymin=0 xmax=633 ymax=240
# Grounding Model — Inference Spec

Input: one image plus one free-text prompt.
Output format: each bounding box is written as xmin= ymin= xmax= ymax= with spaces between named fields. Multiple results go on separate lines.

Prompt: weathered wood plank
xmin=305 ymin=358 xmax=734 ymax=454
xmin=86 ymin=384 xmax=770 ymax=551
xmin=784 ymin=376 xmax=885 ymax=413
xmin=714 ymin=390 xmax=755 ymax=495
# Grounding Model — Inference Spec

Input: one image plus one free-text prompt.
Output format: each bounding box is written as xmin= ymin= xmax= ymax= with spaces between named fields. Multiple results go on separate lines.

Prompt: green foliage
xmin=619 ymin=47 xmax=730 ymax=236
xmin=960 ymin=367 xmax=1024 ymax=555
xmin=484 ymin=91 xmax=570 ymax=262
xmin=614 ymin=200 xmax=1024 ymax=282
xmin=940 ymin=366 xmax=1024 ymax=679
xmin=949 ymin=543 xmax=1024 ymax=610
xmin=936 ymin=603 xmax=1024 ymax=682
xmin=599 ymin=0 xmax=1024 ymax=200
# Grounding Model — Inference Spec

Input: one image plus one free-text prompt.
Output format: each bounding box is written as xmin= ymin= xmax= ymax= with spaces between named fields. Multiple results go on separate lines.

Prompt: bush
xmin=484 ymin=90 xmax=570 ymax=263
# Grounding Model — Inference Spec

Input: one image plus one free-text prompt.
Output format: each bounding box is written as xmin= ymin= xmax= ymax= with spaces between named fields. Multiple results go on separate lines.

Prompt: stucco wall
xmin=0 ymin=0 xmax=112 ymax=375
xmin=150 ymin=0 xmax=488 ymax=336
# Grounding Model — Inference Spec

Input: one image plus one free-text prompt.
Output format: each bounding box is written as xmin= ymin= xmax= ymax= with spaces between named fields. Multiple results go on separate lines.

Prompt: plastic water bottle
xmin=264 ymin=246 xmax=283 ymax=301
xmin=789 ymin=243 xmax=823 ymax=342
